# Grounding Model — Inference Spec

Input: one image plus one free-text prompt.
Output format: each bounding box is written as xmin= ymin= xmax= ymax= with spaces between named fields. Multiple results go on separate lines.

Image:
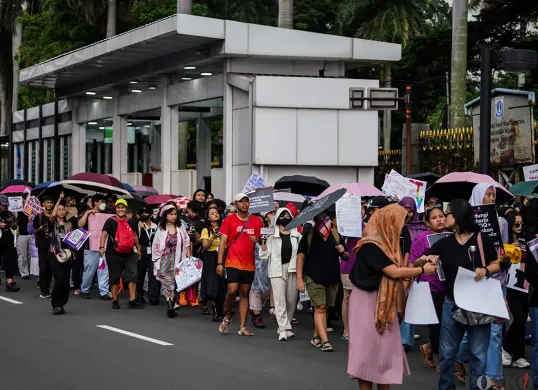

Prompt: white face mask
xmin=99 ymin=203 xmax=106 ymax=212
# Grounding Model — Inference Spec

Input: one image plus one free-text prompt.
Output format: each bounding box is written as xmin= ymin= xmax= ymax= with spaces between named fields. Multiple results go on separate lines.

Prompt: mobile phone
xmin=223 ymin=268 xmax=227 ymax=279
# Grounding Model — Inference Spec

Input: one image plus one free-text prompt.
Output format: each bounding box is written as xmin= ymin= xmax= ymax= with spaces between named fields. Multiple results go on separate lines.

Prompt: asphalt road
xmin=0 ymin=275 xmax=532 ymax=390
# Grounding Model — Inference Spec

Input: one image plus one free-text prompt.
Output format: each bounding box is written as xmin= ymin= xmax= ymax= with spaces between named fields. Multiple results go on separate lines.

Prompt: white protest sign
xmin=299 ymin=290 xmax=310 ymax=302
xmin=241 ymin=173 xmax=267 ymax=194
xmin=8 ymin=196 xmax=24 ymax=212
xmin=382 ymin=170 xmax=427 ymax=212
xmin=336 ymin=193 xmax=362 ymax=237
xmin=523 ymin=164 xmax=538 ymax=181
xmin=404 ymin=282 xmax=439 ymax=325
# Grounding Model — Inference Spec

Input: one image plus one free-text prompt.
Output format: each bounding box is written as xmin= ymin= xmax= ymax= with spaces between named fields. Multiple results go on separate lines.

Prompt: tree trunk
xmin=106 ymin=0 xmax=117 ymax=38
xmin=0 ymin=75 xmax=10 ymax=137
xmin=449 ymin=0 xmax=468 ymax=128
xmin=11 ymin=1 xmax=26 ymax=112
xmin=177 ymin=0 xmax=192 ymax=15
xmin=278 ymin=0 xmax=293 ymax=29
xmin=383 ymin=63 xmax=392 ymax=150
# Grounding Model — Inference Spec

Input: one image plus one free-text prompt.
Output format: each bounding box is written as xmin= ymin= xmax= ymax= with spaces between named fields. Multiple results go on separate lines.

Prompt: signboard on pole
xmin=247 ymin=188 xmax=275 ymax=214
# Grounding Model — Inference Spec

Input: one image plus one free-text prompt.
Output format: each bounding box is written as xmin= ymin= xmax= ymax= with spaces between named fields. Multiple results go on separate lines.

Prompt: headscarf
xmin=159 ymin=204 xmax=176 ymax=218
xmin=469 ymin=183 xmax=495 ymax=207
xmin=353 ymin=204 xmax=408 ymax=335
xmin=399 ymin=196 xmax=428 ymax=241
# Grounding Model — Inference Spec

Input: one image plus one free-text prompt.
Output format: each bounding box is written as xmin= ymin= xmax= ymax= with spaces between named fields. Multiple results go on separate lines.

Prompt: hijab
xmin=353 ymin=204 xmax=407 ymax=335
xmin=469 ymin=183 xmax=495 ymax=207
xmin=399 ymin=196 xmax=428 ymax=241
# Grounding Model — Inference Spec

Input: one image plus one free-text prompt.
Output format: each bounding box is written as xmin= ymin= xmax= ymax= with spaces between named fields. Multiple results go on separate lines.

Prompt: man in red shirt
xmin=217 ymin=193 xmax=263 ymax=336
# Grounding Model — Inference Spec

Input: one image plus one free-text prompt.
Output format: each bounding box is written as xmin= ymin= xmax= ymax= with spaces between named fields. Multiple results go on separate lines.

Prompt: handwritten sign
xmin=8 ymin=196 xmax=24 ymax=212
xmin=23 ymin=196 xmax=43 ymax=216
xmin=242 ymin=173 xmax=267 ymax=194
xmin=472 ymin=204 xmax=502 ymax=252
xmin=247 ymin=188 xmax=275 ymax=214
xmin=175 ymin=256 xmax=203 ymax=292
xmin=64 ymin=228 xmax=91 ymax=251
xmin=382 ymin=170 xmax=427 ymax=212
xmin=88 ymin=213 xmax=113 ymax=251
xmin=523 ymin=164 xmax=538 ymax=182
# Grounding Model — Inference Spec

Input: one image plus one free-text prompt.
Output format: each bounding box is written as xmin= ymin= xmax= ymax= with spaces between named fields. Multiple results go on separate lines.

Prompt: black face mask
xmin=140 ymin=215 xmax=151 ymax=222
xmin=277 ymin=217 xmax=289 ymax=226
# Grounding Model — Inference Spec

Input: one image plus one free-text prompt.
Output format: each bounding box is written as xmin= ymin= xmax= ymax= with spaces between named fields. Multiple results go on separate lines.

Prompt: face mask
xmin=141 ymin=215 xmax=150 ymax=222
xmin=277 ymin=217 xmax=288 ymax=226
xmin=99 ymin=203 xmax=106 ymax=212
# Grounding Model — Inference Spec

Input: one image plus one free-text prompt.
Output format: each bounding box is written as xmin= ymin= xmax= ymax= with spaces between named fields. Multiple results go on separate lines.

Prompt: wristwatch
xmin=484 ymin=268 xmax=491 ymax=279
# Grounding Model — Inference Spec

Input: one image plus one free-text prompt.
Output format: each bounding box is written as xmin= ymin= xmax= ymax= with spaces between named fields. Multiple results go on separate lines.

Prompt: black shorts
xmin=225 ymin=267 xmax=254 ymax=285
xmin=106 ymin=252 xmax=138 ymax=286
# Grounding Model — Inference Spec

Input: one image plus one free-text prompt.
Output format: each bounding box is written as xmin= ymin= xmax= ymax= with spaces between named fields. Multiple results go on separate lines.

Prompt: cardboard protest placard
xmin=64 ymin=228 xmax=91 ymax=251
xmin=472 ymin=204 xmax=502 ymax=252
xmin=382 ymin=170 xmax=427 ymax=212
xmin=23 ymin=196 xmax=43 ymax=217
xmin=523 ymin=164 xmax=538 ymax=181
xmin=336 ymin=194 xmax=362 ymax=237
xmin=8 ymin=196 xmax=24 ymax=212
xmin=247 ymin=188 xmax=275 ymax=214
xmin=242 ymin=173 xmax=267 ymax=194
xmin=88 ymin=213 xmax=113 ymax=251
xmin=507 ymin=239 xmax=528 ymax=293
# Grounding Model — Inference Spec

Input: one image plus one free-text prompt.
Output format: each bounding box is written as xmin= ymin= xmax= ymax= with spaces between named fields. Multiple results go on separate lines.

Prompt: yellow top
xmin=201 ymin=228 xmax=220 ymax=252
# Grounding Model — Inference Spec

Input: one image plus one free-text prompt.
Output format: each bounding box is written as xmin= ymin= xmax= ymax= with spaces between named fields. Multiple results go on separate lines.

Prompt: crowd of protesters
xmin=2 ymin=183 xmax=538 ymax=390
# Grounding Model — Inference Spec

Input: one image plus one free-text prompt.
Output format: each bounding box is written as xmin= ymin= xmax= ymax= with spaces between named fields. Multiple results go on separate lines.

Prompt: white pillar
xmin=71 ymin=104 xmax=86 ymax=175
xmin=223 ymin=67 xmax=234 ymax=203
xmin=196 ymin=114 xmax=212 ymax=190
xmin=112 ymin=104 xmax=127 ymax=179
xmin=160 ymin=76 xmax=177 ymax=194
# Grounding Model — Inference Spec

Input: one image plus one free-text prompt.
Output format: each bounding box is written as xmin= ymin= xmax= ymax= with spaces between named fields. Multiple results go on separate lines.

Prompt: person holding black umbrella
xmin=296 ymin=209 xmax=349 ymax=352
xmin=0 ymin=195 xmax=19 ymax=292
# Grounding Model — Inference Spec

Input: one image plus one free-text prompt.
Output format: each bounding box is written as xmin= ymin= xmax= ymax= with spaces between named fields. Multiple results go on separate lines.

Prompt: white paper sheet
xmin=335 ymin=194 xmax=362 ymax=238
xmin=453 ymin=267 xmax=509 ymax=319
xmin=404 ymin=282 xmax=439 ymax=325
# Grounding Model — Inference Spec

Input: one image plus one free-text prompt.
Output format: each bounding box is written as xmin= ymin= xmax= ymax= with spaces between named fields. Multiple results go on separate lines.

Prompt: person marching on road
xmin=16 ymin=195 xmax=32 ymax=280
xmin=0 ymin=195 xmax=19 ymax=292
xmin=136 ymin=207 xmax=159 ymax=305
xmin=217 ymin=193 xmax=264 ymax=336
xmin=100 ymin=199 xmax=144 ymax=310
xmin=34 ymin=196 xmax=55 ymax=297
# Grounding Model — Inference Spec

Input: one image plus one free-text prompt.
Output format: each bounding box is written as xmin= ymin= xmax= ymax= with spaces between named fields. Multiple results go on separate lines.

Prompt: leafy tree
xmin=67 ymin=0 xmax=134 ymax=38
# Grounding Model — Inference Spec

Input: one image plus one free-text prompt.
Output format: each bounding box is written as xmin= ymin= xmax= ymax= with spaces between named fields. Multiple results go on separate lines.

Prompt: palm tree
xmin=278 ymin=0 xmax=293 ymax=29
xmin=67 ymin=0 xmax=133 ymax=38
xmin=449 ymin=0 xmax=469 ymax=128
xmin=337 ymin=0 xmax=437 ymax=150
xmin=177 ymin=0 xmax=192 ymax=14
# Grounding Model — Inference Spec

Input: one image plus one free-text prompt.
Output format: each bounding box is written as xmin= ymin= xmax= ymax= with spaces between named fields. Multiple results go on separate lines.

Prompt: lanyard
xmin=142 ymin=225 xmax=154 ymax=242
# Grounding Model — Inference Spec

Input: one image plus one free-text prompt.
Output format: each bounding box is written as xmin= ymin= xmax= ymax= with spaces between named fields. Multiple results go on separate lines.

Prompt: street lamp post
xmin=478 ymin=44 xmax=537 ymax=175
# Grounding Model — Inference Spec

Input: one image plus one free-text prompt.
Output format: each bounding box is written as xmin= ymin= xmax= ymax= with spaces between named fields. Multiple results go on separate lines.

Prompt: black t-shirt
xmin=430 ymin=232 xmax=498 ymax=300
xmin=401 ymin=226 xmax=412 ymax=256
xmin=138 ymin=223 xmax=156 ymax=248
xmin=350 ymin=244 xmax=394 ymax=291
xmin=298 ymin=230 xmax=345 ymax=286
xmin=280 ymin=233 xmax=292 ymax=264
xmin=18 ymin=212 xmax=29 ymax=235
xmin=102 ymin=217 xmax=138 ymax=255
xmin=0 ymin=211 xmax=16 ymax=247
xmin=33 ymin=212 xmax=51 ymax=248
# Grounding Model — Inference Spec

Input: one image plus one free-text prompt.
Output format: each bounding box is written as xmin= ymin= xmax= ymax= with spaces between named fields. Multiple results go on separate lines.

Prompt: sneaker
xmin=6 ymin=283 xmax=20 ymax=292
xmin=512 ymin=358 xmax=530 ymax=368
xmin=81 ymin=292 xmax=91 ymax=299
xmin=251 ymin=316 xmax=265 ymax=329
xmin=101 ymin=295 xmax=112 ymax=301
xmin=36 ymin=282 xmax=40 ymax=289
xmin=22 ymin=275 xmax=30 ymax=280
xmin=278 ymin=330 xmax=288 ymax=341
xmin=52 ymin=307 xmax=65 ymax=315
xmin=414 ymin=334 xmax=421 ymax=340
xmin=291 ymin=318 xmax=300 ymax=324
xmin=502 ymin=349 xmax=512 ymax=367
xmin=135 ymin=295 xmax=146 ymax=304
xmin=128 ymin=300 xmax=145 ymax=309
xmin=112 ymin=300 xmax=120 ymax=309
xmin=40 ymin=293 xmax=51 ymax=299
xmin=327 ymin=327 xmax=334 ymax=332
xmin=201 ymin=305 xmax=210 ymax=315
xmin=286 ymin=330 xmax=295 ymax=338
xmin=74 ymin=289 xmax=81 ymax=295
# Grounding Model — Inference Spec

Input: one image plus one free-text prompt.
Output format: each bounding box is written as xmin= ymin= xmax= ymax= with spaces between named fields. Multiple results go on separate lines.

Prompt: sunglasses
xmin=514 ymin=222 xmax=524 ymax=227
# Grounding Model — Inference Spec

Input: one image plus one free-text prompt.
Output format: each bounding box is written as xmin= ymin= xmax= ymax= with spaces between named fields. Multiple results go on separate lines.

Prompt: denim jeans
xmin=439 ymin=298 xmax=491 ymax=390
xmin=400 ymin=321 xmax=416 ymax=346
xmin=457 ymin=288 xmax=506 ymax=380
xmin=530 ymin=307 xmax=538 ymax=389
xmin=81 ymin=250 xmax=109 ymax=296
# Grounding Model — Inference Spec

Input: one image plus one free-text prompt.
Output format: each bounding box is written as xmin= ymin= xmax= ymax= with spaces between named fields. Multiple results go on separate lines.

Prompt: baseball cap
xmin=115 ymin=199 xmax=128 ymax=207
xmin=368 ymin=196 xmax=391 ymax=209
xmin=0 ymin=195 xmax=8 ymax=206
xmin=234 ymin=193 xmax=249 ymax=202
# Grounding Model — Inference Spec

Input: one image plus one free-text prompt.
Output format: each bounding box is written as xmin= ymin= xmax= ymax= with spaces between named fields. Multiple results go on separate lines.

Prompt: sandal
xmin=454 ymin=361 xmax=466 ymax=384
xmin=320 ymin=341 xmax=333 ymax=352
xmin=490 ymin=386 xmax=505 ymax=390
xmin=340 ymin=335 xmax=349 ymax=341
xmin=435 ymin=365 xmax=440 ymax=374
xmin=311 ymin=336 xmax=322 ymax=348
xmin=420 ymin=344 xmax=436 ymax=369
xmin=237 ymin=327 xmax=255 ymax=336
xmin=219 ymin=318 xmax=231 ymax=334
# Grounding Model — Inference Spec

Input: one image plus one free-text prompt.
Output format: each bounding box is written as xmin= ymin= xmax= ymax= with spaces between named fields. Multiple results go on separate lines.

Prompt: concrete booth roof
xmin=19 ymin=13 xmax=401 ymax=99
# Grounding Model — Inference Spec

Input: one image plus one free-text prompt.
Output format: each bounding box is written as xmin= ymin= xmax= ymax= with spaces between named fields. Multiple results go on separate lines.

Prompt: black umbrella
xmin=127 ymin=194 xmax=148 ymax=215
xmin=274 ymin=175 xmax=330 ymax=197
xmin=285 ymin=188 xmax=346 ymax=231
xmin=1 ymin=179 xmax=34 ymax=189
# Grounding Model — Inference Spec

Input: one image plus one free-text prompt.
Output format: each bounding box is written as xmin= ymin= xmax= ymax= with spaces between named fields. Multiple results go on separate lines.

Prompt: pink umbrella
xmin=428 ymin=171 xmax=513 ymax=204
xmin=1 ymin=185 xmax=31 ymax=194
xmin=315 ymin=183 xmax=384 ymax=200
xmin=132 ymin=185 xmax=158 ymax=197
xmin=145 ymin=194 xmax=178 ymax=205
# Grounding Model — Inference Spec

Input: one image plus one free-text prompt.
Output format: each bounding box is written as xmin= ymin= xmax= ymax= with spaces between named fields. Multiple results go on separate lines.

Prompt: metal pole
xmin=405 ymin=85 xmax=412 ymax=176
xmin=53 ymin=99 xmax=60 ymax=181
xmin=445 ymin=72 xmax=450 ymax=129
xmin=479 ymin=48 xmax=493 ymax=175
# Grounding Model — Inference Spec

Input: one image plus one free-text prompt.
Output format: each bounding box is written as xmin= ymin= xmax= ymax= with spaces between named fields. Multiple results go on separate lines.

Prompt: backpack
xmin=111 ymin=217 xmax=136 ymax=254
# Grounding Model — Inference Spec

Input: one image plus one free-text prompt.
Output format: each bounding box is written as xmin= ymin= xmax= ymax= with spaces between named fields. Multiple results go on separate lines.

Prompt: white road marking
xmin=0 ymin=296 xmax=23 ymax=304
xmin=96 ymin=325 xmax=174 ymax=346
